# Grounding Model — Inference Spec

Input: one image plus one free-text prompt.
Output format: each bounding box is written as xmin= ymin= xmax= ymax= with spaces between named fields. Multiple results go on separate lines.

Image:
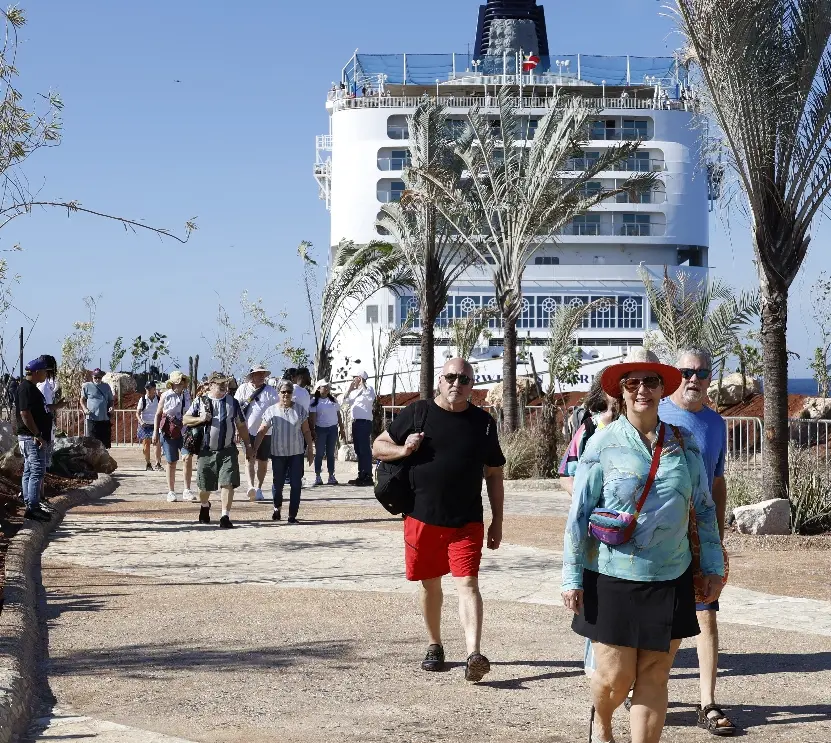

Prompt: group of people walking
xmin=376 ymin=348 xmax=732 ymax=743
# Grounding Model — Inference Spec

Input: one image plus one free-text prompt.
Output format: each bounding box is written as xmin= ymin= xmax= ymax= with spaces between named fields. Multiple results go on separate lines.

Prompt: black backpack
xmin=374 ymin=401 xmax=430 ymax=515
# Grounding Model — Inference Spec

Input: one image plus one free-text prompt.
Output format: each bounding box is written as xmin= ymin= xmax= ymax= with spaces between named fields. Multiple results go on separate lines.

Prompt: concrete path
xmin=24 ymin=450 xmax=831 ymax=742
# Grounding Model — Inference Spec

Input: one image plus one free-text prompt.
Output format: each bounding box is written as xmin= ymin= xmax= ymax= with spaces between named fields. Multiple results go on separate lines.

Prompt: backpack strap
xmin=414 ymin=400 xmax=429 ymax=434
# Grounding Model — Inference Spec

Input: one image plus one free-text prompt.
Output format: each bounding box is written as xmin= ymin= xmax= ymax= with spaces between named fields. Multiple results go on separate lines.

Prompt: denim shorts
xmin=161 ymin=434 xmax=183 ymax=463
xmin=696 ymin=601 xmax=720 ymax=612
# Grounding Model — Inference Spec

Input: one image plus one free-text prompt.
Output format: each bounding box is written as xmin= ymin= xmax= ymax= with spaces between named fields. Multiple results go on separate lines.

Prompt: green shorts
xmin=196 ymin=446 xmax=240 ymax=492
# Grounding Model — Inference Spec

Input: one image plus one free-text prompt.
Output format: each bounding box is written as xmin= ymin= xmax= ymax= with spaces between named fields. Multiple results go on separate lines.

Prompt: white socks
xmin=221 ymin=509 xmax=229 ymax=518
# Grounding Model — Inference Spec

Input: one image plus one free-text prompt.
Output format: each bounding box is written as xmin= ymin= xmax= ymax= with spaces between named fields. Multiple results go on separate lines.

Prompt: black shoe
xmin=465 ymin=652 xmax=491 ymax=682
xmin=219 ymin=515 xmax=234 ymax=529
xmin=272 ymin=508 xmax=281 ymax=522
xmin=145 ymin=463 xmax=153 ymax=471
xmin=287 ymin=516 xmax=299 ymax=524
xmin=421 ymin=644 xmax=445 ymax=672
xmin=38 ymin=502 xmax=56 ymax=515
xmin=24 ymin=508 xmax=51 ymax=523
xmin=198 ymin=503 xmax=211 ymax=524
xmin=347 ymin=477 xmax=361 ymax=486
xmin=155 ymin=463 xmax=164 ymax=472
xmin=360 ymin=476 xmax=375 ymax=487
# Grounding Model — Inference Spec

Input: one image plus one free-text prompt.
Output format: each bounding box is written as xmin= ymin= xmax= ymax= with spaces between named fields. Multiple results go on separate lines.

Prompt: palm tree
xmin=377 ymin=101 xmax=480 ymax=399
xmin=449 ymin=307 xmax=499 ymax=360
xmin=416 ymin=88 xmax=657 ymax=431
xmin=301 ymin=240 xmax=413 ymax=382
xmin=675 ymin=0 xmax=831 ymax=496
xmin=640 ymin=267 xmax=760 ymax=369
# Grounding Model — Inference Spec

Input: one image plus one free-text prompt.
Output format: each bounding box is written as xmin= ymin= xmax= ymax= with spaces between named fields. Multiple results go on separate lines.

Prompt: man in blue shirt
xmin=659 ymin=347 xmax=736 ymax=736
xmin=80 ymin=368 xmax=114 ymax=449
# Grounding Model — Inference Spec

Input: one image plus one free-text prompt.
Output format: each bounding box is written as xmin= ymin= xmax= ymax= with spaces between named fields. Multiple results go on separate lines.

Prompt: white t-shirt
xmin=136 ymin=395 xmax=160 ymax=425
xmin=160 ymin=389 xmax=190 ymax=418
xmin=293 ymin=384 xmax=311 ymax=412
xmin=346 ymin=385 xmax=376 ymax=421
xmin=37 ymin=378 xmax=56 ymax=407
xmin=235 ymin=381 xmax=279 ymax=435
xmin=310 ymin=396 xmax=340 ymax=428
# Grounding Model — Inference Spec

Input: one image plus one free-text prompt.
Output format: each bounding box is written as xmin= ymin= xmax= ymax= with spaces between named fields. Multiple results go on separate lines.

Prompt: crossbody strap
xmin=634 ymin=423 xmax=666 ymax=516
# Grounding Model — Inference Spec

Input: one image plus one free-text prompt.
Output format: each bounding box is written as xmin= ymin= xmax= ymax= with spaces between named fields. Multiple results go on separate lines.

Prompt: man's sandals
xmin=697 ymin=704 xmax=737 ymax=736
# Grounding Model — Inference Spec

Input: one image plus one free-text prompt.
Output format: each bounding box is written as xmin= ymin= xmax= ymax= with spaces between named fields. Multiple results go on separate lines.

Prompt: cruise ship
xmin=313 ymin=0 xmax=711 ymax=394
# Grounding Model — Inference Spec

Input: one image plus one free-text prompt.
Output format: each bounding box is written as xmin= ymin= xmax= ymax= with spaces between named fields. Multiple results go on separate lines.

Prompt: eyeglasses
xmin=279 ymin=390 xmax=293 ymax=395
xmin=442 ymin=373 xmax=473 ymax=386
xmin=680 ymin=368 xmax=711 ymax=380
xmin=621 ymin=376 xmax=662 ymax=392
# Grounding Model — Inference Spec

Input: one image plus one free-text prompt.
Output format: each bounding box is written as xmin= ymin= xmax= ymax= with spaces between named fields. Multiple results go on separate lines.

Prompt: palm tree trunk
xmin=419 ymin=318 xmax=434 ymax=400
xmin=503 ymin=320 xmax=519 ymax=432
xmin=760 ymin=283 xmax=790 ymax=499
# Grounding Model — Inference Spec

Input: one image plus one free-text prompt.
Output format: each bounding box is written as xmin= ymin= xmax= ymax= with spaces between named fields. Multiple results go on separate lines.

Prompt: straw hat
xmin=166 ymin=370 xmax=189 ymax=388
xmin=246 ymin=365 xmax=271 ymax=380
xmin=600 ymin=347 xmax=682 ymax=398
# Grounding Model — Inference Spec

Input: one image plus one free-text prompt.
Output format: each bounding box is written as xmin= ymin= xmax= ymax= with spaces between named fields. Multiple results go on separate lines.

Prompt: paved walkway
xmin=25 ymin=450 xmax=831 ymax=742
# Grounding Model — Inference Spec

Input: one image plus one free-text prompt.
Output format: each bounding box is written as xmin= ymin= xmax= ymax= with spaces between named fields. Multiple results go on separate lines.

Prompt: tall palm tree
xmin=416 ymin=88 xmax=657 ymax=430
xmin=639 ymin=267 xmax=760 ymax=369
xmin=675 ymin=0 xmax=831 ymax=496
xmin=303 ymin=240 xmax=412 ymax=381
xmin=377 ymin=101 xmax=480 ymax=399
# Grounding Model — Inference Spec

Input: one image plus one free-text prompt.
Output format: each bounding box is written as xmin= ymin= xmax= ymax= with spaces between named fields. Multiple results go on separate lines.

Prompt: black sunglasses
xmin=443 ymin=373 xmax=473 ymax=386
xmin=680 ymin=368 xmax=711 ymax=380
xmin=621 ymin=376 xmax=662 ymax=392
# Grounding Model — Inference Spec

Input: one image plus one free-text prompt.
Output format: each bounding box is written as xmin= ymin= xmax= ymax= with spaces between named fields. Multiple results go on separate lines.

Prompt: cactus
xmin=188 ymin=356 xmax=194 ymax=395
xmin=193 ymin=355 xmax=200 ymax=393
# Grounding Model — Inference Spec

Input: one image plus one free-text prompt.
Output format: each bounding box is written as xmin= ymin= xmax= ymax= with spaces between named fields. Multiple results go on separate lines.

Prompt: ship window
xmin=388 ymin=305 xmax=395 ymax=324
xmin=534 ymin=256 xmax=560 ymax=265
xmin=622 ymin=119 xmax=648 ymax=139
xmin=366 ymin=305 xmax=379 ymax=324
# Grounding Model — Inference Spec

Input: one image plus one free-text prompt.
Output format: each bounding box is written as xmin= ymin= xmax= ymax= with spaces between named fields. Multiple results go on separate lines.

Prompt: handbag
xmin=183 ymin=397 xmax=212 ymax=453
xmin=374 ymin=401 xmax=430 ymax=515
xmin=588 ymin=423 xmax=666 ymax=546
xmin=160 ymin=391 xmax=188 ymax=440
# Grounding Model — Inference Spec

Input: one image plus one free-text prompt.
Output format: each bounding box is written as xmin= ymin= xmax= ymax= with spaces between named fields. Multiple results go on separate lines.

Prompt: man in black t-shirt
xmin=373 ymin=357 xmax=505 ymax=683
xmin=16 ymin=357 xmax=53 ymax=522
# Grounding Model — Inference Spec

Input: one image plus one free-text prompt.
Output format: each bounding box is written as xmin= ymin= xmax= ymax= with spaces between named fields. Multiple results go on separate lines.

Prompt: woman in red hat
xmin=560 ymin=347 xmax=725 ymax=743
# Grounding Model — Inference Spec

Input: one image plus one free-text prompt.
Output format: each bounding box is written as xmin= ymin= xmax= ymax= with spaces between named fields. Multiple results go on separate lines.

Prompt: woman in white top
xmin=152 ymin=370 xmax=195 ymax=503
xmin=136 ymin=381 xmax=162 ymax=471
xmin=309 ymin=379 xmax=346 ymax=486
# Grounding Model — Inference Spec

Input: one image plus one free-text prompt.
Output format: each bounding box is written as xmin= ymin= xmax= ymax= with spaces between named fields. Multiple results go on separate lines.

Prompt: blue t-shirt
xmin=659 ymin=398 xmax=726 ymax=490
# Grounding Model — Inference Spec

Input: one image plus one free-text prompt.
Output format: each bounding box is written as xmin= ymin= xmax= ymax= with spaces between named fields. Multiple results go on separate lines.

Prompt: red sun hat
xmin=601 ymin=347 xmax=683 ymax=398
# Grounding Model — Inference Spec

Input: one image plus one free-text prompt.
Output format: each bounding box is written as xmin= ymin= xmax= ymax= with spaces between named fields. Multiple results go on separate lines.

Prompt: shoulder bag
xmin=374 ymin=401 xmax=430 ymax=516
xmin=160 ymin=391 xmax=187 ymax=440
xmin=587 ymin=423 xmax=666 ymax=546
xmin=183 ymin=396 xmax=213 ymax=453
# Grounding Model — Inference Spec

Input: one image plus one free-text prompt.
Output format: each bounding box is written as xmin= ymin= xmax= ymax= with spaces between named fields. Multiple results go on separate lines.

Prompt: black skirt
xmin=572 ymin=564 xmax=699 ymax=652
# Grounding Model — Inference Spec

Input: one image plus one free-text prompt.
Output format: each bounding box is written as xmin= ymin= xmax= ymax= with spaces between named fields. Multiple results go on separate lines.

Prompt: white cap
xmin=315 ymin=379 xmax=330 ymax=389
xmin=352 ymin=368 xmax=369 ymax=380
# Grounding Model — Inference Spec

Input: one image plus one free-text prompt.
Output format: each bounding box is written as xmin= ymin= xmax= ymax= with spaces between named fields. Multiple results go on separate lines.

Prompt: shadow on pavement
xmin=673 ymin=647 xmax=831 ymax=676
xmin=665 ymin=701 xmax=831 ymax=732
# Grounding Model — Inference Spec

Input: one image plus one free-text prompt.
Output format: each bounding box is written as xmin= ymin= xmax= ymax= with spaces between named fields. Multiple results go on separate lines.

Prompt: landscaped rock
xmin=338 ymin=444 xmax=357 ymax=463
xmin=0 ymin=421 xmax=15 ymax=454
xmin=51 ymin=436 xmax=117 ymax=475
xmin=708 ymin=372 xmax=761 ymax=406
xmin=798 ymin=397 xmax=831 ymax=420
xmin=0 ymin=446 xmax=22 ymax=478
xmin=102 ymin=372 xmax=135 ymax=399
xmin=733 ymin=498 xmax=791 ymax=535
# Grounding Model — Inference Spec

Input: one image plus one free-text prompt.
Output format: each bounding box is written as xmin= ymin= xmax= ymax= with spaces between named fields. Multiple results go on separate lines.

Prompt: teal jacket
xmin=561 ymin=416 xmax=724 ymax=591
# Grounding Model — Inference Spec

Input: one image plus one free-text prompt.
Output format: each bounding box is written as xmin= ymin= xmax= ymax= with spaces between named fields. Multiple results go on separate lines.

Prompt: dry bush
xmin=500 ymin=421 xmax=556 ymax=480
xmin=788 ymin=447 xmax=831 ymax=535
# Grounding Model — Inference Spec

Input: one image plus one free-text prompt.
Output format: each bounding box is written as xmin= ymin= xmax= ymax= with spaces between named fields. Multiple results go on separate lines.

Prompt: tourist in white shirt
xmin=292 ymin=367 xmax=312 ymax=412
xmin=152 ymin=370 xmax=195 ymax=503
xmin=309 ymin=379 xmax=346 ymax=486
xmin=136 ymin=381 xmax=163 ymax=471
xmin=345 ymin=368 xmax=376 ymax=486
xmin=235 ymin=365 xmax=278 ymax=501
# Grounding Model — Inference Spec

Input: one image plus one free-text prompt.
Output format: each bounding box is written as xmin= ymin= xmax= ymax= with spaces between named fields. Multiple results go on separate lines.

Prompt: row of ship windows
xmin=363 ymin=295 xmax=646 ymax=330
xmin=387 ymin=117 xmax=652 ymax=142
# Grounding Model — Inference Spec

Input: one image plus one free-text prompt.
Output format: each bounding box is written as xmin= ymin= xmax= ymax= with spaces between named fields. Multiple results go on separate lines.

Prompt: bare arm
xmin=235 ymin=419 xmax=252 ymax=450
xmin=152 ymin=397 xmax=165 ymax=441
xmin=485 ymin=465 xmax=504 ymax=550
xmin=372 ymin=429 xmax=423 ymax=461
xmin=79 ymin=394 xmax=88 ymax=414
xmin=301 ymin=419 xmax=314 ymax=463
xmin=251 ymin=420 xmax=270 ymax=455
xmin=337 ymin=410 xmax=346 ymax=440
xmin=559 ymin=476 xmax=574 ymax=496
xmin=712 ymin=475 xmax=727 ymax=541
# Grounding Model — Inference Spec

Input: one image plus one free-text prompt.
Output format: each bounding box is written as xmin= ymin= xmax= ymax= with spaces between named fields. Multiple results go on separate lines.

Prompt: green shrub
xmin=788 ymin=446 xmax=831 ymax=535
xmin=725 ymin=461 xmax=764 ymax=513
xmin=500 ymin=426 xmax=539 ymax=480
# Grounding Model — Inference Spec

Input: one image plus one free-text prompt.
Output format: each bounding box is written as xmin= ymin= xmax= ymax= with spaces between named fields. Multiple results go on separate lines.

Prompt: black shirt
xmin=16 ymin=378 xmax=52 ymax=442
xmin=388 ymin=400 xmax=505 ymax=527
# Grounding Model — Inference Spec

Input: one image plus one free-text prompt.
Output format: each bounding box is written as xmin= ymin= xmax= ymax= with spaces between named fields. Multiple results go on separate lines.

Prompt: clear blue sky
xmin=1 ymin=0 xmax=825 ymax=377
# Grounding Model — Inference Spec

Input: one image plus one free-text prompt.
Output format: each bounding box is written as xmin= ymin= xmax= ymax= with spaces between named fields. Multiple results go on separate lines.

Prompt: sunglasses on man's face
xmin=680 ymin=368 xmax=711 ymax=380
xmin=443 ymin=373 xmax=472 ymax=386
xmin=621 ymin=376 xmax=662 ymax=392
xmin=279 ymin=389 xmax=293 ymax=395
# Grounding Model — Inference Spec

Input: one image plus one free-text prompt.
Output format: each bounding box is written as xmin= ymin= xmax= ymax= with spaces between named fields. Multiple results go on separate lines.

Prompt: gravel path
xmin=24 ymin=449 xmax=831 ymax=742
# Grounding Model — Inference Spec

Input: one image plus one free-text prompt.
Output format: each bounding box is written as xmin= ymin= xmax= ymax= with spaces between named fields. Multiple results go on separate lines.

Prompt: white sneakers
xmin=184 ymin=489 xmax=198 ymax=503
xmin=166 ymin=491 xmax=177 ymax=503
xmin=247 ymin=487 xmax=257 ymax=501
xmin=255 ymin=488 xmax=265 ymax=501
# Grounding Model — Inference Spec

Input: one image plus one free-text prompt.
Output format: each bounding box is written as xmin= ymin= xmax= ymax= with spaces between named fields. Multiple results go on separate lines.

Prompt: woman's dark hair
xmin=283 ymin=368 xmax=297 ymax=381
xmin=312 ymin=389 xmax=337 ymax=406
xmin=39 ymin=354 xmax=58 ymax=379
xmin=582 ymin=372 xmax=608 ymax=413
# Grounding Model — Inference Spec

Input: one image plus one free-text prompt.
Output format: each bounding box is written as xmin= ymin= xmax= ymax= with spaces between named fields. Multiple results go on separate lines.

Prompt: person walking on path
xmin=16 ymin=358 xmax=53 ymax=522
xmin=658 ymin=347 xmax=735 ymax=736
xmin=80 ymin=369 xmax=114 ymax=449
xmin=152 ymin=371 xmax=195 ymax=502
xmin=309 ymin=379 xmax=345 ymax=486
xmin=561 ymin=348 xmax=724 ymax=743
xmin=252 ymin=380 xmax=314 ymax=523
xmin=345 ymin=368 xmax=375 ymax=486
xmin=235 ymin=365 xmax=278 ymax=501
xmin=292 ymin=368 xmax=312 ymax=411
xmin=36 ymin=355 xmax=64 ymax=488
xmin=372 ymin=358 xmax=506 ymax=683
xmin=136 ymin=381 xmax=163 ymax=471
xmin=184 ymin=372 xmax=252 ymax=529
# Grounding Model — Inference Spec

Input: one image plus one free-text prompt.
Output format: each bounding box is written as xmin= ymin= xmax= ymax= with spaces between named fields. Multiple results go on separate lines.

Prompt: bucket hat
xmin=246 ymin=365 xmax=271 ymax=380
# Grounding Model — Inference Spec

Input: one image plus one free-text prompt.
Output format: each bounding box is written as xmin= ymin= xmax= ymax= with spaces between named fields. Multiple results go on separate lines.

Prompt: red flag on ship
xmin=523 ymin=54 xmax=540 ymax=72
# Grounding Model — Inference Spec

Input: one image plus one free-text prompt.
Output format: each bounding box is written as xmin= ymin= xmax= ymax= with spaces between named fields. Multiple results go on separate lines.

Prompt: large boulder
xmin=51 ymin=436 xmax=117 ymax=475
xmin=798 ymin=397 xmax=831 ymax=420
xmin=733 ymin=498 xmax=791 ymax=535
xmin=708 ymin=373 xmax=761 ymax=406
xmin=0 ymin=446 xmax=22 ymax=478
xmin=102 ymin=372 xmax=135 ymax=399
xmin=0 ymin=421 xmax=15 ymax=454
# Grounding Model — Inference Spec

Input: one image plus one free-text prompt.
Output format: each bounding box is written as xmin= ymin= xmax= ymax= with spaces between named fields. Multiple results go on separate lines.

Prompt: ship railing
xmin=565 ymin=157 xmax=665 ymax=172
xmin=377 ymin=156 xmax=412 ymax=171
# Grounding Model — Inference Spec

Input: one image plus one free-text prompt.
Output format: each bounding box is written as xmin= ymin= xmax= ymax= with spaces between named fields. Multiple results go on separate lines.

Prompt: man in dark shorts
xmin=373 ymin=357 xmax=505 ymax=682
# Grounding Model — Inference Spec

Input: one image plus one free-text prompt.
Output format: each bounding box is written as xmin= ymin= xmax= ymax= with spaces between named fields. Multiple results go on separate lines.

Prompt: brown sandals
xmin=697 ymin=704 xmax=737 ymax=736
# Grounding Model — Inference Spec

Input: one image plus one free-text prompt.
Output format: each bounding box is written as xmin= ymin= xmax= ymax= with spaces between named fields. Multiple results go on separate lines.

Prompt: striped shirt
xmin=262 ymin=402 xmax=308 ymax=457
xmin=186 ymin=394 xmax=243 ymax=452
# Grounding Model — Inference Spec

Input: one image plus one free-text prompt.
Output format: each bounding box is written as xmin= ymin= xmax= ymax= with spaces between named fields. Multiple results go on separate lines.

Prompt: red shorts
xmin=404 ymin=517 xmax=484 ymax=581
